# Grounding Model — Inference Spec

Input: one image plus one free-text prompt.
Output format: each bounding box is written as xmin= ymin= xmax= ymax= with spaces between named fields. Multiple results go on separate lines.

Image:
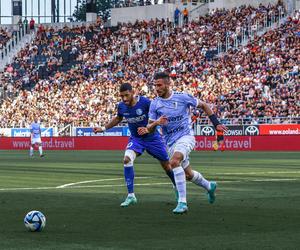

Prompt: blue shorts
xmin=126 ymin=136 xmax=169 ymax=162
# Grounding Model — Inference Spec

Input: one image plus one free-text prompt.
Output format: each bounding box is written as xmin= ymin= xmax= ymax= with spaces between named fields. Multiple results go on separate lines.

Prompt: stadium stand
xmin=0 ymin=3 xmax=298 ymax=128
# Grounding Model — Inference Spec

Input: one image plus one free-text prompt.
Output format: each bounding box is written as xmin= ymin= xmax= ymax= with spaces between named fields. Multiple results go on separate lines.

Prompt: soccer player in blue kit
xmin=138 ymin=72 xmax=227 ymax=214
xmin=93 ymin=83 xmax=177 ymax=207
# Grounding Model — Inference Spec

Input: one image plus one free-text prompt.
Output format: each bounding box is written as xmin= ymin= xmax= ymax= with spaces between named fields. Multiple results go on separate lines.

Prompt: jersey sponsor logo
xmin=201 ymin=126 xmax=215 ymax=136
xmin=167 ymin=115 xmax=183 ymax=122
xmin=136 ymin=109 xmax=143 ymax=116
xmin=166 ymin=126 xmax=184 ymax=135
xmin=244 ymin=125 xmax=259 ymax=135
xmin=127 ymin=114 xmax=147 ymax=123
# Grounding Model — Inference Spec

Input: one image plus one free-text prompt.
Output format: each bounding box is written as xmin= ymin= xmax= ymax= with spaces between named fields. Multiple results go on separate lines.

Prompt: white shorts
xmin=168 ymin=135 xmax=195 ymax=169
xmin=31 ymin=137 xmax=42 ymax=144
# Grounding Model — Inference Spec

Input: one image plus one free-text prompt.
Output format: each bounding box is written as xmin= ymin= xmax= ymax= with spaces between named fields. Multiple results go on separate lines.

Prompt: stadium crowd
xmin=0 ymin=2 xmax=299 ymax=128
xmin=0 ymin=27 xmax=11 ymax=49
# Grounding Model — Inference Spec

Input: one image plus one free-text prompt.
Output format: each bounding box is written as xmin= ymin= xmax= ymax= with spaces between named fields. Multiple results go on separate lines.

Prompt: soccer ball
xmin=24 ymin=211 xmax=46 ymax=232
xmin=213 ymin=141 xmax=219 ymax=151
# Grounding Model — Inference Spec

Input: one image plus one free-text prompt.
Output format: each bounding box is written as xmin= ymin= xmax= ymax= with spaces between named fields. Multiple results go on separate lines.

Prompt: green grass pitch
xmin=0 ymin=150 xmax=299 ymax=250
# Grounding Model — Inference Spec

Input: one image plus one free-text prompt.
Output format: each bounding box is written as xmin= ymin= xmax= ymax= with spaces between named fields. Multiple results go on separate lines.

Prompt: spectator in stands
xmin=29 ymin=18 xmax=35 ymax=32
xmin=23 ymin=17 xmax=28 ymax=34
xmin=182 ymin=8 xmax=188 ymax=24
xmin=0 ymin=27 xmax=11 ymax=49
xmin=174 ymin=7 xmax=181 ymax=26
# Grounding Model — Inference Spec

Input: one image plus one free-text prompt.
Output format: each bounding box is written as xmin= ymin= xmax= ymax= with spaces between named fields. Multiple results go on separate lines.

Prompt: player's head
xmin=153 ymin=72 xmax=171 ymax=98
xmin=119 ymin=83 xmax=134 ymax=105
xmin=34 ymin=116 xmax=38 ymax=123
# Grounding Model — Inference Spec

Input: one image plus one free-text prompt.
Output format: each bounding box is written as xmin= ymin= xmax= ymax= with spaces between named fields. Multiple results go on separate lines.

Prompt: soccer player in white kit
xmin=139 ymin=72 xmax=227 ymax=214
xmin=29 ymin=117 xmax=44 ymax=157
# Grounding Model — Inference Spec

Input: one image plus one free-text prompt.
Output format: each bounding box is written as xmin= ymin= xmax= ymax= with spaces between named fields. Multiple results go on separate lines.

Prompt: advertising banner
xmin=1 ymin=136 xmax=299 ymax=151
xmin=259 ymin=124 xmax=300 ymax=135
xmin=10 ymin=128 xmax=53 ymax=137
xmin=198 ymin=125 xmax=260 ymax=136
xmin=75 ymin=127 xmax=124 ymax=136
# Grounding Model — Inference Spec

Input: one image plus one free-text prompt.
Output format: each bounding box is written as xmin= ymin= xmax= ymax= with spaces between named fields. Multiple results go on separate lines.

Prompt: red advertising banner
xmin=0 ymin=137 xmax=128 ymax=150
xmin=259 ymin=124 xmax=300 ymax=135
xmin=0 ymin=136 xmax=299 ymax=151
xmin=194 ymin=136 xmax=300 ymax=151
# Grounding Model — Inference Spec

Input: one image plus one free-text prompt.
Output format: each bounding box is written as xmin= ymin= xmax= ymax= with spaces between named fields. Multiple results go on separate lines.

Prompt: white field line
xmin=58 ymin=170 xmax=300 ymax=189
xmin=0 ymin=178 xmax=299 ymax=192
xmin=216 ymin=171 xmax=300 ymax=175
xmin=56 ymin=176 xmax=154 ymax=188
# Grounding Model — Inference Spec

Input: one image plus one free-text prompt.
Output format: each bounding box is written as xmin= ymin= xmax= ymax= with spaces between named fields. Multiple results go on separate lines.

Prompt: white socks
xmin=191 ymin=170 xmax=211 ymax=191
xmin=29 ymin=147 xmax=33 ymax=156
xmin=30 ymin=146 xmax=43 ymax=156
xmin=173 ymin=166 xmax=187 ymax=203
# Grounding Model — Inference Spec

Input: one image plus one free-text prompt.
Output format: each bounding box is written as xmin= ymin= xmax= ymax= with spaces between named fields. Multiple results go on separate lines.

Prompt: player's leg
xmin=120 ymin=139 xmax=143 ymax=207
xmin=121 ymin=149 xmax=138 ymax=207
xmin=159 ymin=161 xmax=176 ymax=187
xmin=169 ymin=135 xmax=196 ymax=213
xmin=144 ymin=138 xmax=176 ymax=187
xmin=183 ymin=162 xmax=217 ymax=204
xmin=219 ymin=140 xmax=225 ymax=151
xmin=37 ymin=140 xmax=44 ymax=157
xmin=29 ymin=142 xmax=34 ymax=157
xmin=169 ymin=151 xmax=188 ymax=214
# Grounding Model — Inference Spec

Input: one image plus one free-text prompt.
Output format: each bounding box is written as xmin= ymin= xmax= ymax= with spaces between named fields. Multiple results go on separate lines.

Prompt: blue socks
xmin=124 ymin=166 xmax=176 ymax=194
xmin=124 ymin=166 xmax=134 ymax=193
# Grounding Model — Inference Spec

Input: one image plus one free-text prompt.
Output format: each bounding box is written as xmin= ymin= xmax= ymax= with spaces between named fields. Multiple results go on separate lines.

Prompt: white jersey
xmin=149 ymin=91 xmax=199 ymax=164
xmin=149 ymin=91 xmax=198 ymax=147
xmin=30 ymin=122 xmax=41 ymax=138
xmin=30 ymin=122 xmax=42 ymax=144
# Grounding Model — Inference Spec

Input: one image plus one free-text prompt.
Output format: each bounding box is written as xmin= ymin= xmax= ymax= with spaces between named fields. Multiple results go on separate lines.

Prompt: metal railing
xmin=0 ymin=24 xmax=32 ymax=71
xmin=1 ymin=117 xmax=298 ymax=136
xmin=216 ymin=7 xmax=287 ymax=54
xmin=194 ymin=117 xmax=299 ymax=126
xmin=109 ymin=5 xmax=287 ymax=61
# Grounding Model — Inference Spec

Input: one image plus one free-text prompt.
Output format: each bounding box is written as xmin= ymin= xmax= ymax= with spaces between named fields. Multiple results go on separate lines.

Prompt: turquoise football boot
xmin=207 ymin=182 xmax=217 ymax=204
xmin=172 ymin=202 xmax=188 ymax=214
xmin=120 ymin=196 xmax=137 ymax=207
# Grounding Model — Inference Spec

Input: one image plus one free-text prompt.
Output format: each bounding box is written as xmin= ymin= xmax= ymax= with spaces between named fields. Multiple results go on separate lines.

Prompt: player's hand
xmin=93 ymin=127 xmax=103 ymax=134
xmin=157 ymin=115 xmax=168 ymax=126
xmin=216 ymin=124 xmax=228 ymax=132
xmin=137 ymin=127 xmax=149 ymax=136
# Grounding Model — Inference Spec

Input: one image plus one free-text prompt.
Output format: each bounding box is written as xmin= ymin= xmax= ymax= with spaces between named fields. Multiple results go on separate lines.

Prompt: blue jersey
xmin=118 ymin=96 xmax=160 ymax=140
xmin=149 ymin=91 xmax=198 ymax=146
xmin=30 ymin=122 xmax=41 ymax=138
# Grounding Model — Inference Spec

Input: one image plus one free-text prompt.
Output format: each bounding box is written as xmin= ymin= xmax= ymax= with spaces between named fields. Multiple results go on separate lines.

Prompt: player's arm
xmin=197 ymin=101 xmax=227 ymax=132
xmin=137 ymin=116 xmax=167 ymax=135
xmin=93 ymin=116 xmax=123 ymax=133
xmin=137 ymin=100 xmax=167 ymax=136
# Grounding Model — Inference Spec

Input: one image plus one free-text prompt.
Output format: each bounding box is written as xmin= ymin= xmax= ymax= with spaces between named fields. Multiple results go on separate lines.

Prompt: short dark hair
xmin=119 ymin=83 xmax=133 ymax=92
xmin=154 ymin=72 xmax=170 ymax=80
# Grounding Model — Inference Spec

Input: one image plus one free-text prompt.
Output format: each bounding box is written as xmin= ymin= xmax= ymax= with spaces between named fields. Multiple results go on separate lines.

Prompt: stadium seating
xmin=0 ymin=3 xmax=298 ymax=128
